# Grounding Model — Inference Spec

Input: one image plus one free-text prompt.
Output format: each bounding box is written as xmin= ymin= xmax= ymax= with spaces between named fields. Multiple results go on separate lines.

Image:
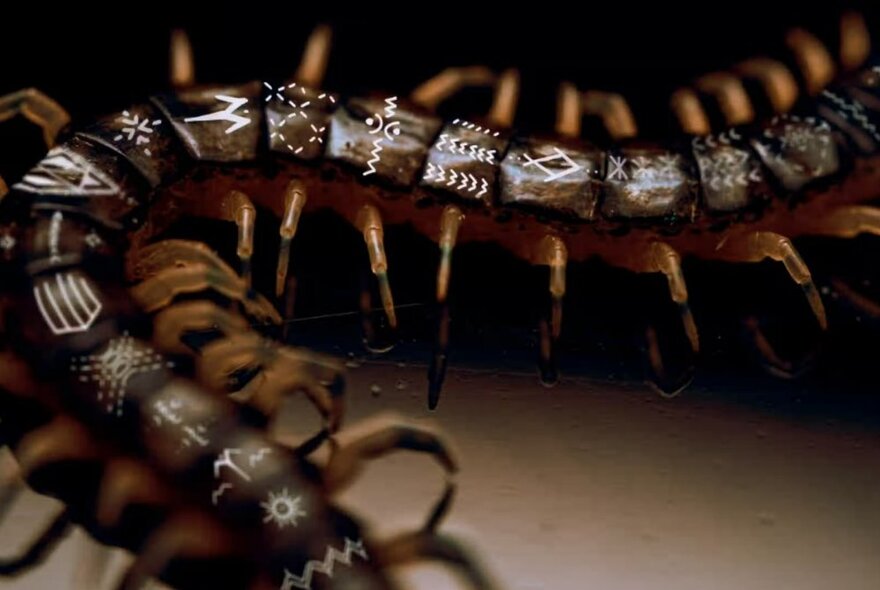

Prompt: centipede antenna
xmin=375 ymin=532 xmax=499 ymax=590
xmin=734 ymin=58 xmax=799 ymax=114
xmin=0 ymin=88 xmax=71 ymax=147
xmin=169 ymin=29 xmax=195 ymax=88
xmin=410 ymin=66 xmax=496 ymax=111
xmin=225 ymin=190 xmax=256 ymax=289
xmin=357 ymin=205 xmax=397 ymax=329
xmin=428 ymin=301 xmax=451 ymax=409
xmin=0 ymin=508 xmax=71 ymax=576
xmin=295 ymin=24 xmax=332 ymax=88
xmin=324 ymin=416 xmax=458 ymax=495
xmin=715 ymin=231 xmax=827 ymax=331
xmin=669 ymin=88 xmax=711 ymax=135
xmin=694 ymin=72 xmax=755 ymax=126
xmin=276 ymin=180 xmax=307 ymax=298
xmin=581 ymin=90 xmax=638 ymax=140
xmin=644 ymin=242 xmax=700 ymax=354
xmin=487 ymin=68 xmax=520 ymax=127
xmin=840 ymin=12 xmax=870 ymax=71
xmin=785 ymin=27 xmax=835 ymax=95
xmin=555 ymin=82 xmax=582 ymax=137
xmin=437 ymin=205 xmax=464 ymax=303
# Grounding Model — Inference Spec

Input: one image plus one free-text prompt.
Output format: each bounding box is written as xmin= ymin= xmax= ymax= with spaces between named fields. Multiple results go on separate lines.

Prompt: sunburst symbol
xmin=261 ymin=488 xmax=306 ymax=529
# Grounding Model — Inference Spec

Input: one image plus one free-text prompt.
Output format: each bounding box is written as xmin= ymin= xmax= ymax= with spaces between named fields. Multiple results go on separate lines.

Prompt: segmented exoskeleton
xmin=0 ymin=11 xmax=879 ymax=587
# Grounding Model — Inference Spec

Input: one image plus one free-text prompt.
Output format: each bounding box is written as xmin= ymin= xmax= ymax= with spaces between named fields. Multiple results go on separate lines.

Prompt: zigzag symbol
xmin=822 ymin=90 xmax=880 ymax=141
xmin=364 ymin=138 xmax=383 ymax=176
xmin=383 ymin=96 xmax=398 ymax=119
xmin=280 ymin=538 xmax=368 ymax=590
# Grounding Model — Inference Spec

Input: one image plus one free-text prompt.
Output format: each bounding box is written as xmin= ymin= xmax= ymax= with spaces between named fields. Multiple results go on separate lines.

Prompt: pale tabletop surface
xmin=0 ymin=361 xmax=878 ymax=590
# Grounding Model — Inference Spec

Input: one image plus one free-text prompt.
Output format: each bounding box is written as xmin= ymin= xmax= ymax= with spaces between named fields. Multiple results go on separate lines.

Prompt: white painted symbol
xmin=184 ymin=95 xmax=252 ymax=134
xmin=631 ymin=156 xmax=652 ymax=179
xmin=114 ymin=111 xmax=163 ymax=156
xmin=249 ymin=447 xmax=272 ymax=468
xmin=14 ymin=147 xmax=119 ymax=196
xmin=521 ymin=148 xmax=583 ymax=182
xmin=84 ymin=230 xmax=103 ymax=249
xmin=822 ymin=90 xmax=880 ymax=142
xmin=363 ymin=97 xmax=400 ymax=176
xmin=211 ymin=446 xmax=273 ymax=505
xmin=153 ymin=398 xmax=183 ymax=425
xmin=261 ymin=488 xmax=306 ymax=529
xmin=48 ymin=211 xmax=62 ymax=263
xmin=280 ymin=538 xmax=368 ymax=590
xmin=424 ymin=164 xmax=488 ymax=197
xmin=214 ymin=448 xmax=252 ymax=482
xmin=435 ymin=134 xmax=497 ymax=163
xmin=0 ymin=234 xmax=14 ymax=252
xmin=452 ymin=118 xmax=500 ymax=137
xmin=34 ymin=272 xmax=102 ymax=335
xmin=608 ymin=155 xmax=628 ymax=181
xmin=71 ymin=332 xmax=169 ymax=417
xmin=182 ymin=424 xmax=209 ymax=447
xmin=212 ymin=483 xmax=233 ymax=505
xmin=152 ymin=397 xmax=210 ymax=450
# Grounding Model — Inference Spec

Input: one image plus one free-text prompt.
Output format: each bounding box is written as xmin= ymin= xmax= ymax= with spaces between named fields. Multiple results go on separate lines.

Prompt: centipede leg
xmin=275 ymin=180 xmax=307 ymax=299
xmin=114 ymin=512 xmax=234 ymax=590
xmin=169 ymin=29 xmax=195 ymax=88
xmin=670 ymin=88 xmax=712 ymax=135
xmin=734 ymin=58 xmax=799 ymax=114
xmin=534 ymin=236 xmax=567 ymax=386
xmin=0 ymin=508 xmax=71 ymax=576
xmin=625 ymin=242 xmax=700 ymax=394
xmin=714 ymin=231 xmax=826 ymax=377
xmin=324 ymin=416 xmax=458 ymax=527
xmin=357 ymin=205 xmax=398 ymax=342
xmin=581 ymin=90 xmax=638 ymax=141
xmin=375 ymin=532 xmax=498 ymax=590
xmin=694 ymin=72 xmax=755 ymax=126
xmin=152 ymin=300 xmax=249 ymax=355
xmin=0 ymin=88 xmax=70 ymax=149
xmin=487 ymin=68 xmax=520 ymax=128
xmin=410 ymin=66 xmax=496 ymax=111
xmin=428 ymin=301 xmax=451 ymax=410
xmin=128 ymin=239 xmax=281 ymax=325
xmin=294 ymin=24 xmax=332 ymax=88
xmin=95 ymin=458 xmax=174 ymax=529
xmin=198 ymin=332 xmax=345 ymax=432
xmin=785 ymin=26 xmax=836 ymax=95
xmin=839 ymin=11 xmax=870 ymax=71
xmin=797 ymin=205 xmax=880 ymax=325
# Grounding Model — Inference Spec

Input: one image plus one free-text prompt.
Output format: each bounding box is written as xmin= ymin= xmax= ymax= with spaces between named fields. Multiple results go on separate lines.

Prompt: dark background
xmin=3 ymin=1 xmax=880 ymax=418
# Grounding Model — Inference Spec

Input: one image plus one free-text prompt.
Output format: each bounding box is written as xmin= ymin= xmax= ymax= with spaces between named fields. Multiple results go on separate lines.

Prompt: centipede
xmin=0 ymin=7 xmax=878 ymax=588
